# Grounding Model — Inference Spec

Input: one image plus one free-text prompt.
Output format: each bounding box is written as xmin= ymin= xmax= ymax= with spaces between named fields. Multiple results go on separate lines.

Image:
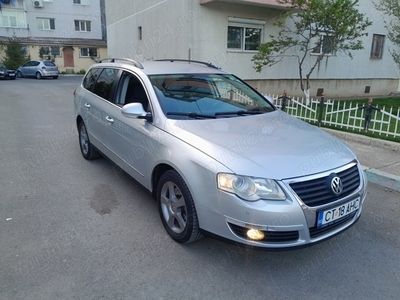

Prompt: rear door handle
xmin=105 ymin=116 xmax=114 ymax=123
xmin=84 ymin=103 xmax=91 ymax=109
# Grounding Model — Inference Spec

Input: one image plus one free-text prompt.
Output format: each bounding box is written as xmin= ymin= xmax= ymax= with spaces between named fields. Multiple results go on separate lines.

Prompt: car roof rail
xmin=155 ymin=59 xmax=220 ymax=69
xmin=100 ymin=58 xmax=144 ymax=69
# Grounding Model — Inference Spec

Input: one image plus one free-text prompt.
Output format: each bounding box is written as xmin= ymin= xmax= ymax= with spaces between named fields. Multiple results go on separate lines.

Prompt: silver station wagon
xmin=74 ymin=58 xmax=367 ymax=249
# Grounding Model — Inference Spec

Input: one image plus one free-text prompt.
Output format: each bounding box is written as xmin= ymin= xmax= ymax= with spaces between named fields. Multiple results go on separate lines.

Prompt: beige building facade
xmin=0 ymin=0 xmax=107 ymax=73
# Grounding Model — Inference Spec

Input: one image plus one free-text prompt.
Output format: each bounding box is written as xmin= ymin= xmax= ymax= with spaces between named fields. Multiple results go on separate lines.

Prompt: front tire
xmin=157 ymin=170 xmax=202 ymax=244
xmin=53 ymin=76 xmax=58 ymax=79
xmin=36 ymin=72 xmax=42 ymax=80
xmin=78 ymin=121 xmax=99 ymax=160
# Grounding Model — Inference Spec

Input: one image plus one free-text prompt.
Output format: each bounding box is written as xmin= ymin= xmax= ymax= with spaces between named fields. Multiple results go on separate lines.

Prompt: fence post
xmin=318 ymin=94 xmax=325 ymax=127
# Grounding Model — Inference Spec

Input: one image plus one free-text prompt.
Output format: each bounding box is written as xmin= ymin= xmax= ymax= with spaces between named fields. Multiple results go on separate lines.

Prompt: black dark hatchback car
xmin=0 ymin=64 xmax=16 ymax=80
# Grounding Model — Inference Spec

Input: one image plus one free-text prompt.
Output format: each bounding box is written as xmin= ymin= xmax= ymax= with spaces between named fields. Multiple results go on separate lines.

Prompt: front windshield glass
xmin=149 ymin=73 xmax=275 ymax=119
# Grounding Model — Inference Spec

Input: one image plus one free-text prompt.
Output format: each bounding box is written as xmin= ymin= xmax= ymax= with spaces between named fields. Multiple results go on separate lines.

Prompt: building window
xmin=370 ymin=34 xmax=385 ymax=59
xmin=37 ymin=18 xmax=55 ymax=30
xmin=227 ymin=24 xmax=262 ymax=51
xmin=138 ymin=26 xmax=142 ymax=40
xmin=0 ymin=15 xmax=17 ymax=28
xmin=0 ymin=9 xmax=27 ymax=28
xmin=74 ymin=20 xmax=91 ymax=32
xmin=80 ymin=47 xmax=98 ymax=57
xmin=39 ymin=46 xmax=61 ymax=58
xmin=73 ymin=0 xmax=90 ymax=5
xmin=312 ymin=35 xmax=335 ymax=55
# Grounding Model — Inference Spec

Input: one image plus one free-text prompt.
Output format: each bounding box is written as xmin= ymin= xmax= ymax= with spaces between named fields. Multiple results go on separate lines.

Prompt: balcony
xmin=200 ymin=0 xmax=292 ymax=9
xmin=0 ymin=0 xmax=25 ymax=10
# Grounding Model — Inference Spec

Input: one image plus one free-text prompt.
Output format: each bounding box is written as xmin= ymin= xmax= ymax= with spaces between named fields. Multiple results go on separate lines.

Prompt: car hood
xmin=165 ymin=110 xmax=356 ymax=180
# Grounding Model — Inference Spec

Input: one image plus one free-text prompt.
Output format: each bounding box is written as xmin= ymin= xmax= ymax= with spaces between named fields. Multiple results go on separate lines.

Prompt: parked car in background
xmin=74 ymin=58 xmax=367 ymax=249
xmin=0 ymin=64 xmax=16 ymax=80
xmin=17 ymin=60 xmax=59 ymax=79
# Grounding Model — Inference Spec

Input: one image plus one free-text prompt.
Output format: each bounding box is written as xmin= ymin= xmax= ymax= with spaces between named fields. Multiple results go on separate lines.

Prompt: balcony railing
xmin=200 ymin=0 xmax=292 ymax=9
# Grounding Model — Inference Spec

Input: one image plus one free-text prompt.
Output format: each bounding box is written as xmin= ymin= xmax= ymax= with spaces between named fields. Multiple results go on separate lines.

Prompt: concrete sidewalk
xmin=325 ymin=129 xmax=400 ymax=192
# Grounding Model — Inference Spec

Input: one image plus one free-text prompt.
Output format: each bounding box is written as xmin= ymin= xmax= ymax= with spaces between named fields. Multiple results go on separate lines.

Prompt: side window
xmin=115 ymin=71 xmax=150 ymax=111
xmin=92 ymin=68 xmax=119 ymax=102
xmin=83 ymin=68 xmax=102 ymax=92
xmin=32 ymin=61 xmax=40 ymax=67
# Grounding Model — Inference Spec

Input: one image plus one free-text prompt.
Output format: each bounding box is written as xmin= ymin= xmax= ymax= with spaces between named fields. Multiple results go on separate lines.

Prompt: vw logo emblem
xmin=331 ymin=176 xmax=343 ymax=195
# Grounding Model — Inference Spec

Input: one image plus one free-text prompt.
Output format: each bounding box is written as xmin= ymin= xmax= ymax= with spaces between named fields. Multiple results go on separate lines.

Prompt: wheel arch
xmin=151 ymin=163 xmax=174 ymax=197
xmin=76 ymin=115 xmax=83 ymax=129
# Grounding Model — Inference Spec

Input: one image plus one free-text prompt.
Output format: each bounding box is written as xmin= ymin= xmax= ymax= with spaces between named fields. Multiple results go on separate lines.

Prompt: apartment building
xmin=0 ymin=0 xmax=107 ymax=72
xmin=106 ymin=0 xmax=399 ymax=97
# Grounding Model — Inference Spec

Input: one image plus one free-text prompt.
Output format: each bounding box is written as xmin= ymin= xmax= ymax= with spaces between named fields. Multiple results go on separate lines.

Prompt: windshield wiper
xmin=214 ymin=110 xmax=266 ymax=116
xmin=167 ymin=112 xmax=216 ymax=119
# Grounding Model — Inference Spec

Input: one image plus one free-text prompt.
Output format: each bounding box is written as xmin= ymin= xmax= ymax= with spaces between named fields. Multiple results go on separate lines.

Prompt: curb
xmin=60 ymin=74 xmax=84 ymax=77
xmin=362 ymin=166 xmax=400 ymax=193
xmin=323 ymin=128 xmax=400 ymax=152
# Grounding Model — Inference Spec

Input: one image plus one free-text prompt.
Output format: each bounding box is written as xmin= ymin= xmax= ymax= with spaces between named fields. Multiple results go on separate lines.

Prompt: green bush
xmin=78 ymin=69 xmax=86 ymax=75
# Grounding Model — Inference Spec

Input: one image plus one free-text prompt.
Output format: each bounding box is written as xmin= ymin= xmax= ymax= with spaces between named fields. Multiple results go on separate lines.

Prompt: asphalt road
xmin=0 ymin=77 xmax=399 ymax=300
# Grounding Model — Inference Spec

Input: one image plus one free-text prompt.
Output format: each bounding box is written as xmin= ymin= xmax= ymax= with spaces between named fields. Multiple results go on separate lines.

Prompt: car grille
xmin=228 ymin=223 xmax=299 ymax=243
xmin=289 ymin=164 xmax=360 ymax=207
xmin=309 ymin=211 xmax=357 ymax=238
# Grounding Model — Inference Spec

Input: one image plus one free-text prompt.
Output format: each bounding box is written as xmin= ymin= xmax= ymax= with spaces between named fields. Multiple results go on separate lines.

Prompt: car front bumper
xmin=197 ymin=162 xmax=367 ymax=249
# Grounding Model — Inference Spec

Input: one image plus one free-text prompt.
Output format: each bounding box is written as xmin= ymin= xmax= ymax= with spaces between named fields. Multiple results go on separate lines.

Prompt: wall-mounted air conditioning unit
xmin=33 ymin=0 xmax=44 ymax=8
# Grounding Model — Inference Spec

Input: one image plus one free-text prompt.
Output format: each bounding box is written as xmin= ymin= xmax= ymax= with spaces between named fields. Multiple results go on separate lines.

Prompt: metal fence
xmin=269 ymin=95 xmax=400 ymax=139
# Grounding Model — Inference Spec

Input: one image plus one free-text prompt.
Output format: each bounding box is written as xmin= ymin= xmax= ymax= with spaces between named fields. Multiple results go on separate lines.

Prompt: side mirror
xmin=121 ymin=102 xmax=152 ymax=121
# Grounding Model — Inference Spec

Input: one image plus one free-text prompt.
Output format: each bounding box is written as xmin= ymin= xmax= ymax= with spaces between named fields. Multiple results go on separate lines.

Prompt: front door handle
xmin=84 ymin=103 xmax=91 ymax=109
xmin=105 ymin=116 xmax=114 ymax=123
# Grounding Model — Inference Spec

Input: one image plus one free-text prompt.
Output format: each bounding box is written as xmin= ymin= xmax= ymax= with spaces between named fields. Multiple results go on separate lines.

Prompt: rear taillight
xmin=42 ymin=66 xmax=46 ymax=70
xmin=73 ymin=89 xmax=76 ymax=96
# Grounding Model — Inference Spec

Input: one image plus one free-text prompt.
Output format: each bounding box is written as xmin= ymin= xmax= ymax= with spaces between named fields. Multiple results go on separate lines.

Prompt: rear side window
xmin=92 ymin=68 xmax=119 ymax=101
xmin=83 ymin=68 xmax=102 ymax=92
xmin=44 ymin=61 xmax=55 ymax=67
xmin=32 ymin=61 xmax=40 ymax=66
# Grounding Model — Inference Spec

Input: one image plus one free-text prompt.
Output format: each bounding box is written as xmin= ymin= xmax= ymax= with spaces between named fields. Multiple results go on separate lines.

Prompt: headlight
xmin=0 ymin=71 xmax=4 ymax=75
xmin=217 ymin=173 xmax=286 ymax=201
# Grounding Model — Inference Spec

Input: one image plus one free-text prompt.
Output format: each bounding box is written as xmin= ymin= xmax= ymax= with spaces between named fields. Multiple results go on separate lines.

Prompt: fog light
xmin=246 ymin=228 xmax=265 ymax=241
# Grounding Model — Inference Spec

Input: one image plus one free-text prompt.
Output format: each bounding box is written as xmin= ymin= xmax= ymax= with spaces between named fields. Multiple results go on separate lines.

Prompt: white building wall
xmin=106 ymin=0 xmax=193 ymax=61
xmin=106 ymin=0 xmax=400 ymax=97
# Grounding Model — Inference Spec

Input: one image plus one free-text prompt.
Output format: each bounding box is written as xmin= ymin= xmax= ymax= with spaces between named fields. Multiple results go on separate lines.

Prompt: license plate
xmin=317 ymin=198 xmax=360 ymax=228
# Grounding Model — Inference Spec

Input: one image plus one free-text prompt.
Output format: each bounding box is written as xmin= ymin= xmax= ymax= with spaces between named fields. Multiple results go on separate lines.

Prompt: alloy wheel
xmin=160 ymin=181 xmax=188 ymax=234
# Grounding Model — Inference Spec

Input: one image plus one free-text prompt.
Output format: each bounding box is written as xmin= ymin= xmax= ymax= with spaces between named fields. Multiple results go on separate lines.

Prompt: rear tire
xmin=36 ymin=72 xmax=42 ymax=80
xmin=78 ymin=121 xmax=99 ymax=160
xmin=53 ymin=76 xmax=58 ymax=79
xmin=157 ymin=170 xmax=202 ymax=244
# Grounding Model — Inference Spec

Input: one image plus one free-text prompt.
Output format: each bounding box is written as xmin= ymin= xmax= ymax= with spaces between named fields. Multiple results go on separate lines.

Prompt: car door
xmin=87 ymin=67 xmax=120 ymax=152
xmin=79 ymin=68 xmax=102 ymax=138
xmin=30 ymin=61 xmax=40 ymax=76
xmin=106 ymin=71 xmax=156 ymax=179
xmin=20 ymin=61 xmax=32 ymax=76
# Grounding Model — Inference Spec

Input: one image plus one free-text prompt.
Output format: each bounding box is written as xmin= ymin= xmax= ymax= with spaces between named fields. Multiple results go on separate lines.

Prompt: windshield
xmin=149 ymin=73 xmax=275 ymax=119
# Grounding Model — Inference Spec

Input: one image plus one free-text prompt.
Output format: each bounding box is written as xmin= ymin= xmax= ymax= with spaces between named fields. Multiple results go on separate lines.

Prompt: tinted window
xmin=83 ymin=68 xmax=102 ymax=92
xmin=92 ymin=68 xmax=119 ymax=101
xmin=32 ymin=61 xmax=40 ymax=66
xmin=115 ymin=72 xmax=150 ymax=111
xmin=44 ymin=61 xmax=56 ymax=67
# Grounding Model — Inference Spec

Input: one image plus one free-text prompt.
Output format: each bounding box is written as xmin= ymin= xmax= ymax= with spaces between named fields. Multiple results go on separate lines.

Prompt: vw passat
xmin=74 ymin=58 xmax=367 ymax=248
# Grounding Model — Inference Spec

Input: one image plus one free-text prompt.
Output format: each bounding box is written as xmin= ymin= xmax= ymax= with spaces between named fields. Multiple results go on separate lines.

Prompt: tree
xmin=0 ymin=37 xmax=28 ymax=70
xmin=376 ymin=0 xmax=400 ymax=67
xmin=252 ymin=0 xmax=371 ymax=103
